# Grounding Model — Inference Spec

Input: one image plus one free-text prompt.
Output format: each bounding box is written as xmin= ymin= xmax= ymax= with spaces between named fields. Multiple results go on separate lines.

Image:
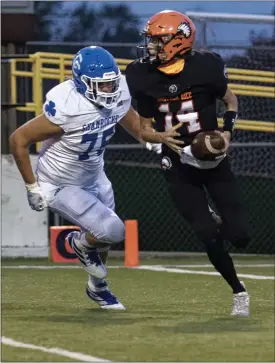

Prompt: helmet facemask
xmin=81 ymin=72 xmax=121 ymax=109
xmin=141 ymin=32 xmax=192 ymax=64
xmin=146 ymin=35 xmax=173 ymax=62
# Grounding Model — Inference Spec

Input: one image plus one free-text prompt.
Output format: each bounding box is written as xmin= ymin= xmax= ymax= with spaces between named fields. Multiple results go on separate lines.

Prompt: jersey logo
xmin=177 ymin=22 xmax=192 ymax=39
xmin=161 ymin=156 xmax=172 ymax=170
xmin=45 ymin=101 xmax=56 ymax=117
xmin=72 ymin=53 xmax=83 ymax=76
xmin=224 ymin=65 xmax=228 ymax=79
xmin=169 ymin=84 xmax=178 ymax=94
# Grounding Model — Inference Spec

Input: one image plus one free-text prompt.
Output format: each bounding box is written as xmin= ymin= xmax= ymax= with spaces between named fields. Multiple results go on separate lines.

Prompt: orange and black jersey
xmin=125 ymin=50 xmax=228 ymax=147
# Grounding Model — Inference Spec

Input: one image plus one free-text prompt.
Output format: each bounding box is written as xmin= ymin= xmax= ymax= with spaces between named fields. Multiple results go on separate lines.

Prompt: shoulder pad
xmin=125 ymin=59 xmax=150 ymax=95
xmin=126 ymin=59 xmax=151 ymax=74
xmin=202 ymin=50 xmax=224 ymax=63
xmin=193 ymin=50 xmax=225 ymax=70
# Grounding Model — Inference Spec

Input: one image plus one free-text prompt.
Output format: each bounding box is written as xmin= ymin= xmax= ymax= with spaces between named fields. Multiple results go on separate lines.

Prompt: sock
xmin=88 ymin=275 xmax=108 ymax=292
xmin=205 ymin=235 xmax=246 ymax=294
xmin=73 ymin=231 xmax=93 ymax=250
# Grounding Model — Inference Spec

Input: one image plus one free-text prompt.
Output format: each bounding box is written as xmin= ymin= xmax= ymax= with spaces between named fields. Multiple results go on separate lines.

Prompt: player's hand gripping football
xmin=160 ymin=122 xmax=184 ymax=155
xmin=25 ymin=182 xmax=48 ymax=211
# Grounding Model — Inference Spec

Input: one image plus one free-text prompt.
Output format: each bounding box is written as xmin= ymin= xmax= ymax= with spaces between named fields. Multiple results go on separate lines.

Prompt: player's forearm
xmin=222 ymin=88 xmax=238 ymax=136
xmin=139 ymin=115 xmax=164 ymax=143
xmin=141 ymin=128 xmax=163 ymax=143
xmin=9 ymin=135 xmax=36 ymax=184
xmin=120 ymin=106 xmax=145 ymax=144
xmin=120 ymin=121 xmax=145 ymax=144
xmin=224 ymin=91 xmax=238 ymax=112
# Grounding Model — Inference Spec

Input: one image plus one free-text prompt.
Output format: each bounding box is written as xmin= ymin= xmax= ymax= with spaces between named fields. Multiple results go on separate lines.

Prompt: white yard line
xmin=2 ymin=265 xmax=84 ymax=269
xmin=167 ymin=264 xmax=275 ymax=268
xmin=135 ymin=265 xmax=274 ymax=280
xmin=2 ymin=263 xmax=274 ymax=270
xmin=1 ymin=337 xmax=111 ymax=362
xmin=2 ymin=264 xmax=274 ymax=280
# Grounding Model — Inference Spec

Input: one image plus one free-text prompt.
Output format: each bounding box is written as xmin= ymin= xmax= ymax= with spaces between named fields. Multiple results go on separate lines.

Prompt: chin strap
xmin=157 ymin=58 xmax=185 ymax=75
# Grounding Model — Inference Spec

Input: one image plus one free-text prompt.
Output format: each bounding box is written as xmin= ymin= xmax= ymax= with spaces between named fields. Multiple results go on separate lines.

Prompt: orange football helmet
xmin=141 ymin=10 xmax=196 ymax=63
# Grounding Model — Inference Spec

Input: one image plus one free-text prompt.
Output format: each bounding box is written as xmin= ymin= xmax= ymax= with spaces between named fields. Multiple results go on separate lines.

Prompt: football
xmin=191 ymin=131 xmax=226 ymax=161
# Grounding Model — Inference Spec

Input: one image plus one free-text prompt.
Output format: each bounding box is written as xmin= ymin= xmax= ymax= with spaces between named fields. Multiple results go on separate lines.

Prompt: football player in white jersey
xmin=9 ymin=46 xmax=152 ymax=310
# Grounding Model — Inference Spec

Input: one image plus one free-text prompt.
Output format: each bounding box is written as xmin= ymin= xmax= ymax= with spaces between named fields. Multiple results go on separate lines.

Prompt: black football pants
xmin=163 ymin=157 xmax=251 ymax=249
xmin=163 ymin=157 xmax=251 ymax=293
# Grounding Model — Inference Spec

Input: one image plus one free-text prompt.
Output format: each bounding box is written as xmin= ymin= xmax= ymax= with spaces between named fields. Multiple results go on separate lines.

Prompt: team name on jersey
xmin=83 ymin=114 xmax=120 ymax=132
xmin=157 ymin=91 xmax=192 ymax=103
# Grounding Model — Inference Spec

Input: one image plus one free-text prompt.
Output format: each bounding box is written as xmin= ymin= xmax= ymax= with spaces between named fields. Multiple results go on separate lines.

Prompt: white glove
xmin=145 ymin=142 xmax=162 ymax=154
xmin=25 ymin=182 xmax=48 ymax=212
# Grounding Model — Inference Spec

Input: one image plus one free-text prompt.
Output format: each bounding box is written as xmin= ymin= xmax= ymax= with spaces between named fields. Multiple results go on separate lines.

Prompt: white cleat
xmin=86 ymin=279 xmax=126 ymax=310
xmin=101 ymin=302 xmax=126 ymax=310
xmin=231 ymin=281 xmax=250 ymax=317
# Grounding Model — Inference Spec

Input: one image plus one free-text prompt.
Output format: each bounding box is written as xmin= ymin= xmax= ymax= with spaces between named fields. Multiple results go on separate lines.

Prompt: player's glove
xmin=145 ymin=142 xmax=162 ymax=154
xmin=25 ymin=182 xmax=48 ymax=212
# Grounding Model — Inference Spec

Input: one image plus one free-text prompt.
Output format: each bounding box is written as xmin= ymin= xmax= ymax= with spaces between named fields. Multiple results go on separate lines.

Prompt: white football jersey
xmin=36 ymin=76 xmax=131 ymax=187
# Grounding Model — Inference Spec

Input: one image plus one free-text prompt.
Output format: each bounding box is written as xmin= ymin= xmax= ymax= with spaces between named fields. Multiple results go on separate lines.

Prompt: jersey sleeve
xmin=43 ymin=89 xmax=68 ymax=130
xmin=125 ymin=62 xmax=155 ymax=118
xmin=210 ymin=53 xmax=229 ymax=99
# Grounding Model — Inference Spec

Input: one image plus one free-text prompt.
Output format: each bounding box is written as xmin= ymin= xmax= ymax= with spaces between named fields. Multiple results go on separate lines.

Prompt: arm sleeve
xmin=211 ymin=53 xmax=229 ymax=99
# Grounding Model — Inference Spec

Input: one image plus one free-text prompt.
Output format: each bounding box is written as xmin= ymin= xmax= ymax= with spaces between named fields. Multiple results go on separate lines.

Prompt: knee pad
xmin=226 ymin=222 xmax=251 ymax=248
xmin=102 ymin=216 xmax=125 ymax=244
xmin=192 ymin=219 xmax=218 ymax=244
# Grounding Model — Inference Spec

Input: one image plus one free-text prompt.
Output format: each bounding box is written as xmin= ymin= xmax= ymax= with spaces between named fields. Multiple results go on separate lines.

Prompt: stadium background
xmin=2 ymin=1 xmax=275 ymax=255
xmin=1 ymin=3 xmax=274 ymax=363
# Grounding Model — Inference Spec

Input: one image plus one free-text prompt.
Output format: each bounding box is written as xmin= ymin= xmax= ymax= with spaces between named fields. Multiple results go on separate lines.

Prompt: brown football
xmin=191 ymin=131 xmax=226 ymax=161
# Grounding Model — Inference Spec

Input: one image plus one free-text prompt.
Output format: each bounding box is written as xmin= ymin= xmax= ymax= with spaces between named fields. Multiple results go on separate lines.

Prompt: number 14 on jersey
xmin=159 ymin=100 xmax=202 ymax=133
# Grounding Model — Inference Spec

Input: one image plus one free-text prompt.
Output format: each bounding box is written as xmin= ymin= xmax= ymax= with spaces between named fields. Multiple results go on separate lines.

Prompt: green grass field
xmin=2 ymin=256 xmax=274 ymax=362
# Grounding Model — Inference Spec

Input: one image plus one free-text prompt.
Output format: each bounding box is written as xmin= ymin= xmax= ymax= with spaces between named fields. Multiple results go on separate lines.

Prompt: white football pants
xmin=38 ymin=170 xmax=125 ymax=244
